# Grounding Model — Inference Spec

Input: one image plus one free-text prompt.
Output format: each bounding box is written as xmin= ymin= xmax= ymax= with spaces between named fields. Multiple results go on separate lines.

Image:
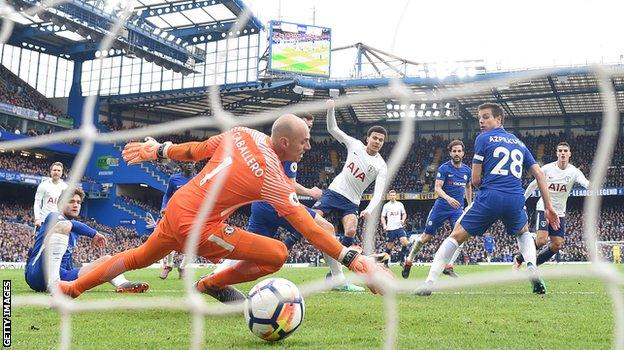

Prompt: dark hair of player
xmin=367 ymin=125 xmax=388 ymax=138
xmin=61 ymin=187 xmax=85 ymax=201
xmin=447 ymin=139 xmax=465 ymax=152
xmin=557 ymin=141 xmax=571 ymax=150
xmin=299 ymin=112 xmax=314 ymax=122
xmin=478 ymin=102 xmax=505 ymax=124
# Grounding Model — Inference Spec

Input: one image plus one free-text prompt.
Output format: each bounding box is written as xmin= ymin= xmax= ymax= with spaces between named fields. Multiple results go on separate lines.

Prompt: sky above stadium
xmin=245 ymin=0 xmax=624 ymax=77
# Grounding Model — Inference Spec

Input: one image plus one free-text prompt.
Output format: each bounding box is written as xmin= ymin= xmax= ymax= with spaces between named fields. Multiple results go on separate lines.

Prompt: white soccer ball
xmin=244 ymin=277 xmax=305 ymax=341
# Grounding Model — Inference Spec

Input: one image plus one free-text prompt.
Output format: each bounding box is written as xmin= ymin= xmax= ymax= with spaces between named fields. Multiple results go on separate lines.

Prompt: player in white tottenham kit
xmin=313 ymin=100 xmax=388 ymax=250
xmin=33 ymin=161 xmax=68 ymax=230
xmin=380 ymin=190 xmax=409 ymax=266
xmin=515 ymin=141 xmax=590 ymax=267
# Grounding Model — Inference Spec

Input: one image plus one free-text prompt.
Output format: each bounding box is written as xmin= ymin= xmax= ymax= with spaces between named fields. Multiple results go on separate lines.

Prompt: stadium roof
xmin=102 ymin=66 xmax=624 ymax=125
xmin=6 ymin=0 xmax=263 ymax=73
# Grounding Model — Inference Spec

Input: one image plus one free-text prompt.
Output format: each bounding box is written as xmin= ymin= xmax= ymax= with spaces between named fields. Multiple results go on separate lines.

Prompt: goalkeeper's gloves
xmin=122 ymin=137 xmax=172 ymax=165
xmin=340 ymin=246 xmax=394 ymax=295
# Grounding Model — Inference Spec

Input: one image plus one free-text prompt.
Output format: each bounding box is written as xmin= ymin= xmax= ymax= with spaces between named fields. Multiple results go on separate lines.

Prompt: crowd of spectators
xmin=117 ymin=195 xmax=161 ymax=214
xmin=94 ymin=122 xmax=624 ymax=191
xmin=4 ymin=124 xmax=624 ymax=266
xmin=294 ymin=132 xmax=624 ymax=193
xmin=0 ymin=152 xmax=95 ymax=183
xmin=0 ymin=65 xmax=66 ymax=118
xmin=271 ymin=30 xmax=330 ymax=45
xmin=3 ymin=194 xmax=623 ymax=265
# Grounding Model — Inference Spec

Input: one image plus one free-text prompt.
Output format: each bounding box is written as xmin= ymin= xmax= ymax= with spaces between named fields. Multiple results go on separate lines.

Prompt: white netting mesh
xmin=2 ymin=2 xmax=623 ymax=349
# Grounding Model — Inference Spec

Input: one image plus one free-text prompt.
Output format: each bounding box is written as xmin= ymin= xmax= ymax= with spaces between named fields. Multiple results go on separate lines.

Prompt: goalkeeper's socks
xmin=45 ymin=233 xmax=69 ymax=289
xmin=536 ymin=245 xmax=557 ymax=266
xmin=341 ymin=235 xmax=354 ymax=247
xmin=425 ymin=237 xmax=459 ymax=284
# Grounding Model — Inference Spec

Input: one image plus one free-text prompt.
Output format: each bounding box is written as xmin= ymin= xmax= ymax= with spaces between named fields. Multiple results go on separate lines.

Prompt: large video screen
xmin=268 ymin=21 xmax=331 ymax=77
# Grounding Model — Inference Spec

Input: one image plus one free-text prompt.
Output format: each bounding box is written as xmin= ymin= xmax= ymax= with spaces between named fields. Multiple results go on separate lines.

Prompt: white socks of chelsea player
xmin=425 ymin=237 xmax=459 ymax=283
xmin=449 ymin=243 xmax=464 ymax=265
xmin=517 ymin=231 xmax=537 ymax=271
xmin=406 ymin=234 xmax=426 ymax=262
xmin=45 ymin=233 xmax=69 ymax=290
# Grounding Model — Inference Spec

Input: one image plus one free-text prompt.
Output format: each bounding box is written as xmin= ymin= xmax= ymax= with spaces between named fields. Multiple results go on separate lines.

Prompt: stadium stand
xmin=0 ymin=152 xmax=95 ymax=183
xmin=0 ymin=65 xmax=66 ymax=119
xmin=2 ymin=193 xmax=622 ymax=265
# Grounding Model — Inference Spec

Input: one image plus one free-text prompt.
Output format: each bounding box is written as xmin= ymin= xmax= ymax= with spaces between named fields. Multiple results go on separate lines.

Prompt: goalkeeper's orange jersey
xmin=165 ymin=127 xmax=299 ymax=228
xmin=162 ymin=127 xmax=343 ymax=258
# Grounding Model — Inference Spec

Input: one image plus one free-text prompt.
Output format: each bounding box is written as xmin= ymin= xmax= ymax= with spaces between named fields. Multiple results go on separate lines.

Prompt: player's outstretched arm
xmin=284 ymin=207 xmax=393 ymax=294
xmin=326 ymin=100 xmax=358 ymax=146
xmin=69 ymin=219 xmax=100 ymax=239
xmin=294 ymin=182 xmax=323 ymax=200
xmin=122 ymin=134 xmax=223 ymax=165
xmin=529 ymin=164 xmax=560 ymax=230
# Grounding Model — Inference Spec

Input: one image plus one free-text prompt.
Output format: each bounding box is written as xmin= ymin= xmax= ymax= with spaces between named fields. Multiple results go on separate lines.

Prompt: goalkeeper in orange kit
xmin=59 ymin=114 xmax=392 ymax=301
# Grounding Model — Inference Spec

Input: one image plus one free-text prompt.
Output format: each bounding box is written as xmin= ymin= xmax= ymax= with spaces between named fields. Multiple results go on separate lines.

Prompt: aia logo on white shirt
xmin=346 ymin=162 xmax=366 ymax=182
xmin=548 ymin=183 xmax=568 ymax=192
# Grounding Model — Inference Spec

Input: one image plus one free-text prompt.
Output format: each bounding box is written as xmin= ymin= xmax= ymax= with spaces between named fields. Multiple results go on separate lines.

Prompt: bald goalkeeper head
xmin=271 ymin=113 xmax=312 ymax=162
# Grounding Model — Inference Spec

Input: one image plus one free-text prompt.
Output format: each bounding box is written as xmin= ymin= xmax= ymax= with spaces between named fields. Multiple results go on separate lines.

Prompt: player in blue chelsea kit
xmin=402 ymin=140 xmax=472 ymax=279
xmin=159 ymin=162 xmax=195 ymax=279
xmin=25 ymin=187 xmax=149 ymax=293
xmin=416 ymin=102 xmax=560 ymax=295
xmin=213 ymin=113 xmax=364 ymax=292
xmin=483 ymin=232 xmax=496 ymax=262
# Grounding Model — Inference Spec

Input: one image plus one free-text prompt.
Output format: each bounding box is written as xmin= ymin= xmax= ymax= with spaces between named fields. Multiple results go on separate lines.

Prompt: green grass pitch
xmin=8 ymin=265 xmax=623 ymax=349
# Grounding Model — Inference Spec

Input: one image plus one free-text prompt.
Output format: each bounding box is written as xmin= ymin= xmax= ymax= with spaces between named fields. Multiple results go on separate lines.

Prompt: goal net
xmin=2 ymin=1 xmax=623 ymax=350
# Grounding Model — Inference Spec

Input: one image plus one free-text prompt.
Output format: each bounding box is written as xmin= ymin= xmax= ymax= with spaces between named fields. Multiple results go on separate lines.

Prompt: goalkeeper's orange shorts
xmin=149 ymin=210 xmax=287 ymax=266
